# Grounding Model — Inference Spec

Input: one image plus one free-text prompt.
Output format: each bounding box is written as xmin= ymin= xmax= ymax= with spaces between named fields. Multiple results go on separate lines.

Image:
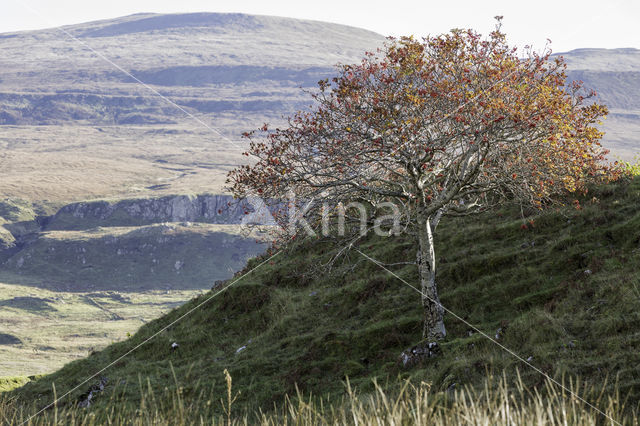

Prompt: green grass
xmin=0 ymin=226 xmax=15 ymax=250
xmin=0 ymin=280 xmax=202 ymax=377
xmin=0 ymin=199 xmax=37 ymax=223
xmin=6 ymin=178 xmax=640 ymax=420
xmin=0 ymin=376 xmax=30 ymax=393
xmin=2 ymin=373 xmax=637 ymax=424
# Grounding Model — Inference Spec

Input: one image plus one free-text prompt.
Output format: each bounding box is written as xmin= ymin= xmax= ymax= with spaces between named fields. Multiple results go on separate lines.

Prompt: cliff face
xmin=2 ymin=223 xmax=265 ymax=291
xmin=0 ymin=194 xmax=269 ymax=291
xmin=47 ymin=194 xmax=249 ymax=230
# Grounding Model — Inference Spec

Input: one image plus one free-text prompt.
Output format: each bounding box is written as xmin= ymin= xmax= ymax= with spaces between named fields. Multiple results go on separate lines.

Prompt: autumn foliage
xmin=228 ymin=21 xmax=618 ymax=340
xmin=230 ymin=27 xmax=615 ymax=211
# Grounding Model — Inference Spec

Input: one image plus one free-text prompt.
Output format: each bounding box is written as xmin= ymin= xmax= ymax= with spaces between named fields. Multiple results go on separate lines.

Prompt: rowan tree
xmin=228 ymin=21 xmax=617 ymax=342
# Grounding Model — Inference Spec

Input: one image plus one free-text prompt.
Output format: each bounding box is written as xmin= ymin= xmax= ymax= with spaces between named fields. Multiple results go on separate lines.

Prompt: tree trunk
xmin=417 ymin=217 xmax=446 ymax=341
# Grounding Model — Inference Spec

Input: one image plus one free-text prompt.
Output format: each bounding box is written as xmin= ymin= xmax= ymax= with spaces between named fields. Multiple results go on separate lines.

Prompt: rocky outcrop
xmin=0 ymin=194 xmax=272 ymax=290
xmin=399 ymin=341 xmax=440 ymax=368
xmin=78 ymin=376 xmax=108 ymax=408
xmin=47 ymin=194 xmax=252 ymax=230
xmin=3 ymin=222 xmax=267 ymax=291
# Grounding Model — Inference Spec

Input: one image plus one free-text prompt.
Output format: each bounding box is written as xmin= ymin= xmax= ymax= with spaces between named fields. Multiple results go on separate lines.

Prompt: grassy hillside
xmin=6 ymin=178 xmax=640 ymax=422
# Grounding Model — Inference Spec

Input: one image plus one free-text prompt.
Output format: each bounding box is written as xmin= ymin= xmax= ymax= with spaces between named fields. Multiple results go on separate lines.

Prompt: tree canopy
xmin=228 ymin=22 xmax=618 ymax=341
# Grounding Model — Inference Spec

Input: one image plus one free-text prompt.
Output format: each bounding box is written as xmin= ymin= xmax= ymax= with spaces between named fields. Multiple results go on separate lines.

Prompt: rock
xmin=521 ymin=241 xmax=536 ymax=249
xmin=78 ymin=376 xmax=108 ymax=408
xmin=78 ymin=391 xmax=93 ymax=408
xmin=212 ymin=279 xmax=227 ymax=290
xmin=399 ymin=341 xmax=440 ymax=368
xmin=48 ymin=194 xmax=256 ymax=230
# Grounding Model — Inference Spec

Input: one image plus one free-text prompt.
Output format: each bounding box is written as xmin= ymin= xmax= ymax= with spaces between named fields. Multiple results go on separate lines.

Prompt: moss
xmin=0 ymin=376 xmax=30 ymax=392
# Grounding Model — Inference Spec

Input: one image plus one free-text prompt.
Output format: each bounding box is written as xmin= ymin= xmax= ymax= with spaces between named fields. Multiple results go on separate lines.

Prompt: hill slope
xmin=0 ymin=16 xmax=638 ymax=204
xmin=0 ymin=13 xmax=385 ymax=203
xmin=8 ymin=178 xmax=640 ymax=419
xmin=0 ymin=194 xmax=267 ymax=292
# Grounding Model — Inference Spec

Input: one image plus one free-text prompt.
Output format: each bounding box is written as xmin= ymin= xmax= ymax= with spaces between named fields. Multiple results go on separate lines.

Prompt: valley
xmin=0 ymin=281 xmax=196 ymax=377
xmin=0 ymin=13 xmax=384 ymax=379
xmin=0 ymin=194 xmax=267 ymax=376
xmin=0 ymin=11 xmax=639 ymax=424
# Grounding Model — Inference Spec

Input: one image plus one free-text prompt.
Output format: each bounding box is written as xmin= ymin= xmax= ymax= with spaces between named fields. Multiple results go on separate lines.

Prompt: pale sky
xmin=2 ymin=0 xmax=639 ymax=53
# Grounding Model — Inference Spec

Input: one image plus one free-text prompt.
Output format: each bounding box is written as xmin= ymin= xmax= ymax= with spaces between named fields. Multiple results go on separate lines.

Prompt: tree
xmin=228 ymin=21 xmax=617 ymax=342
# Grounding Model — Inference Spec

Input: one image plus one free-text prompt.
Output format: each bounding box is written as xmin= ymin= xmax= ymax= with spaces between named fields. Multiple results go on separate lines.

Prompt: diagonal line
xmin=21 ymin=250 xmax=281 ymax=425
xmin=8 ymin=4 xmax=292 ymax=424
xmin=355 ymin=248 xmax=622 ymax=426
xmin=11 ymin=3 xmax=622 ymax=424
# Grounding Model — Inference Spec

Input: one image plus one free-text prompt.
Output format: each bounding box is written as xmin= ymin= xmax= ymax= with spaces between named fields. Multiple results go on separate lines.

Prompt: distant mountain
xmin=0 ymin=12 xmax=385 ymax=125
xmin=0 ymin=15 xmax=637 ymax=204
xmin=557 ymin=48 xmax=640 ymax=159
xmin=0 ymin=13 xmax=385 ymax=202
